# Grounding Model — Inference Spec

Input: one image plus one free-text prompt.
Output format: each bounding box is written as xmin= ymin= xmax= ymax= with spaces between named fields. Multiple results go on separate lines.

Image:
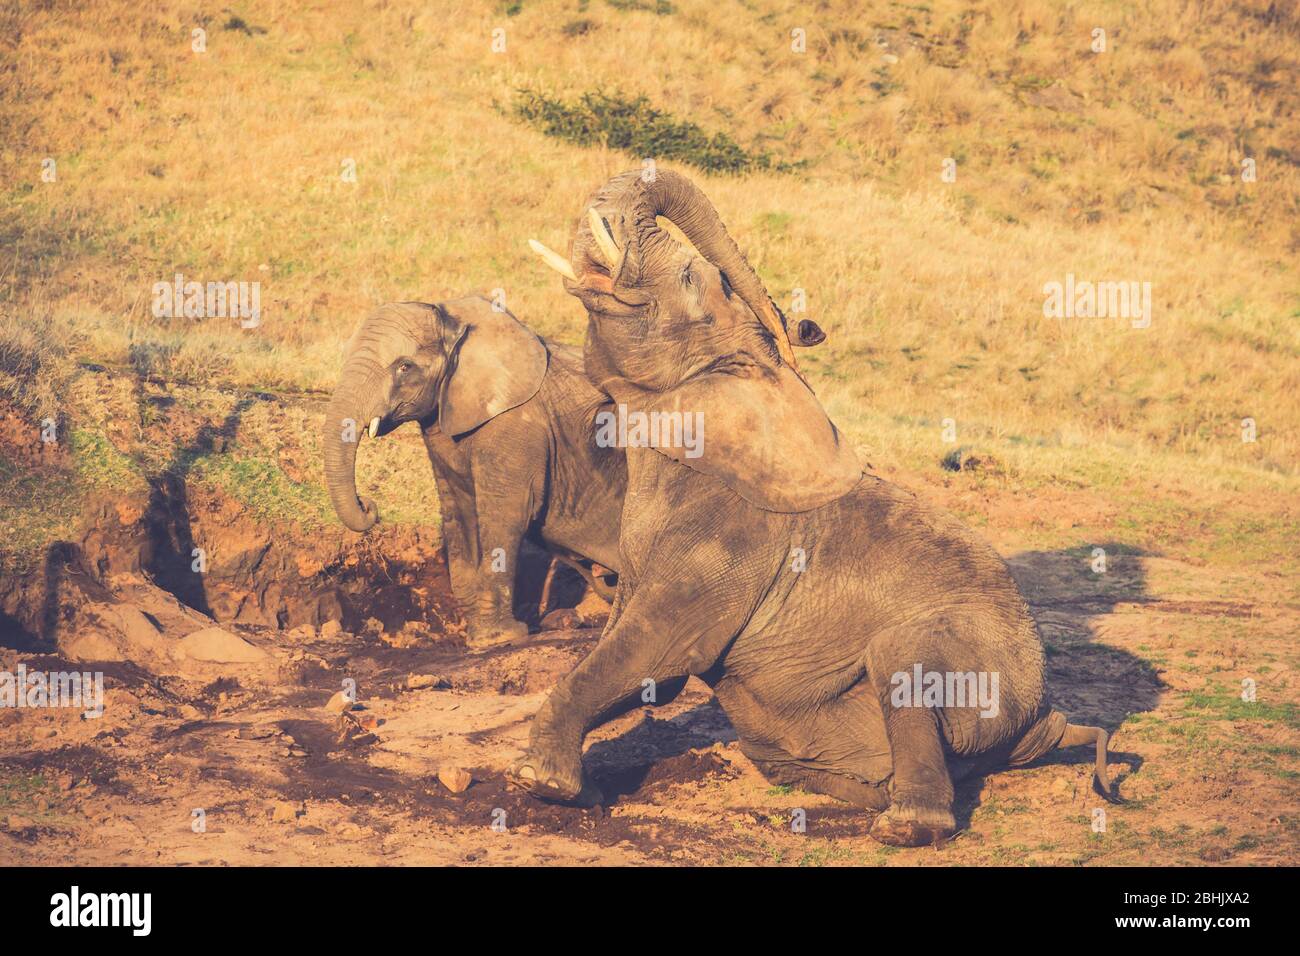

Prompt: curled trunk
xmin=583 ymin=169 xmax=799 ymax=368
xmin=323 ymin=366 xmax=382 ymax=532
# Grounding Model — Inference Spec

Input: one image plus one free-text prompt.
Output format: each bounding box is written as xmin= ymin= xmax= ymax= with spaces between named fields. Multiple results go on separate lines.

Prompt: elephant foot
xmin=464 ymin=620 xmax=530 ymax=654
xmin=507 ymin=749 xmax=603 ymax=807
xmin=869 ymin=799 xmax=956 ymax=848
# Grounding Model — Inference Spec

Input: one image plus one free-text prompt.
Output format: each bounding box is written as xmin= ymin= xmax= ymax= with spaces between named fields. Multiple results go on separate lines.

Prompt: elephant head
xmin=323 ymin=296 xmax=547 ymax=531
xmin=529 ymin=169 xmax=861 ymax=513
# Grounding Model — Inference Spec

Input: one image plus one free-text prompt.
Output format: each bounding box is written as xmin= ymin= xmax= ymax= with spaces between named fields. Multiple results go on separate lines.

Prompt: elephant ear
xmin=437 ymin=296 xmax=549 ymax=438
xmin=643 ymin=364 xmax=864 ymax=513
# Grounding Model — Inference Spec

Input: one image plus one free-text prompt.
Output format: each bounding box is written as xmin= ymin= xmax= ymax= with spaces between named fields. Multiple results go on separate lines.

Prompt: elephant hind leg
xmin=787 ymin=766 xmax=890 ymax=811
xmin=720 ymin=676 xmax=893 ymax=812
xmin=740 ymin=742 xmax=890 ymax=811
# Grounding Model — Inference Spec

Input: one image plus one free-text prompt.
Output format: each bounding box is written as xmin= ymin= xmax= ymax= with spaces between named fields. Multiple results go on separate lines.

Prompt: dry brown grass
xmin=0 ymin=0 xmax=1296 ymax=486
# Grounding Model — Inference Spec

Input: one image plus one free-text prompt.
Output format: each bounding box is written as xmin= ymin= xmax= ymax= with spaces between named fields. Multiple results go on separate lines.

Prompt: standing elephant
xmin=514 ymin=170 xmax=1118 ymax=846
xmin=323 ymin=296 xmax=627 ymax=649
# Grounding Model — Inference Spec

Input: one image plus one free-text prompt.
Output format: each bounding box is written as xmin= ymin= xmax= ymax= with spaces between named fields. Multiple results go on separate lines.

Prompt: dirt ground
xmin=2 ymin=463 xmax=1295 ymax=867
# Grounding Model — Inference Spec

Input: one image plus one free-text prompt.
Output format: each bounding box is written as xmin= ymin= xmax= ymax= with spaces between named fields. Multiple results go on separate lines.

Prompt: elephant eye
xmin=395 ymin=361 xmax=415 ymax=377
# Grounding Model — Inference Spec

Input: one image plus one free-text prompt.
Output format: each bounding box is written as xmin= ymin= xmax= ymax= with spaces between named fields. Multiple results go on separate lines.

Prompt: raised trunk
xmin=624 ymin=170 xmax=799 ymax=369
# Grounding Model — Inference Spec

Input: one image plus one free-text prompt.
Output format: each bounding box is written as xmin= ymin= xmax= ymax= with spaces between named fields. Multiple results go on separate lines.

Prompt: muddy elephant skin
xmin=514 ymin=171 xmax=1117 ymax=845
xmin=323 ymin=296 xmax=626 ymax=649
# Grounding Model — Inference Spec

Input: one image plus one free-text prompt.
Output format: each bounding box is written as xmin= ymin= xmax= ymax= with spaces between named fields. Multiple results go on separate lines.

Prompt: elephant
xmin=323 ymin=296 xmax=829 ymax=650
xmin=323 ymin=296 xmax=628 ymax=649
xmin=512 ymin=170 xmax=1118 ymax=846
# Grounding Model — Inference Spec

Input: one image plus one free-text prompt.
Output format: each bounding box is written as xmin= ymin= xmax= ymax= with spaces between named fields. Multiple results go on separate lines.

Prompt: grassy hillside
xmin=1 ymin=0 xmax=1297 ymax=562
xmin=1 ymin=0 xmax=1298 ymax=869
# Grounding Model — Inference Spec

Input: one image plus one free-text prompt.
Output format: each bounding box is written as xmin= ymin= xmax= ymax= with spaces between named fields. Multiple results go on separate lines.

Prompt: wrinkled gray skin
xmin=323 ymin=297 xmax=627 ymax=649
xmin=510 ymin=170 xmax=1117 ymax=846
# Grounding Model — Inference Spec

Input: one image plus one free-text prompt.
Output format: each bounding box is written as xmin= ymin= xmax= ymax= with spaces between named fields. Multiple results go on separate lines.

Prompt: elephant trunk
xmin=323 ymin=363 xmax=384 ymax=533
xmin=610 ymin=169 xmax=799 ymax=370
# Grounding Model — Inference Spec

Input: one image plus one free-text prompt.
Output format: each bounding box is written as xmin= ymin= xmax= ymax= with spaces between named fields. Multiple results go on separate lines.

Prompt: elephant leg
xmin=718 ymin=674 xmax=892 ymax=812
xmin=862 ymin=646 xmax=958 ymax=846
xmin=509 ymin=584 xmax=736 ymax=804
xmin=462 ymin=505 xmax=532 ymax=650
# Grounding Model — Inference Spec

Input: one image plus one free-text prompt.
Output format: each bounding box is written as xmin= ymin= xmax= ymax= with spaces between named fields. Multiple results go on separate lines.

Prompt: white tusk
xmin=587 ymin=208 xmax=620 ymax=265
xmin=527 ymin=239 xmax=578 ymax=281
xmin=368 ymin=416 xmax=381 ymax=438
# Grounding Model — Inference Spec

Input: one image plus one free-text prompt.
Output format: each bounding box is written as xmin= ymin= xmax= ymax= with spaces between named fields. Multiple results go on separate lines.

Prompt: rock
xmin=5 ymin=815 xmax=34 ymax=831
xmin=1050 ymin=777 xmax=1071 ymax=798
xmin=270 ymin=801 xmax=303 ymax=824
xmin=319 ymin=620 xmax=342 ymax=639
xmin=437 ymin=767 xmax=473 ymax=794
xmin=112 ymin=605 xmax=168 ymax=653
xmin=62 ymin=630 xmax=126 ymax=662
xmin=540 ymin=608 xmax=585 ymax=631
xmin=325 ymin=690 xmax=354 ymax=713
xmin=56 ymin=774 xmax=76 ymax=791
xmin=406 ymin=674 xmax=448 ymax=690
xmin=285 ymin=624 xmax=315 ymax=642
xmin=179 ymin=626 xmax=269 ymax=663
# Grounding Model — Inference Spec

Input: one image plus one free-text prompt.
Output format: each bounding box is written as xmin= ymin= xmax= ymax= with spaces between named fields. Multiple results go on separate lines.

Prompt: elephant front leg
xmin=461 ymin=517 xmax=531 ymax=651
xmin=509 ymin=586 xmax=729 ymax=804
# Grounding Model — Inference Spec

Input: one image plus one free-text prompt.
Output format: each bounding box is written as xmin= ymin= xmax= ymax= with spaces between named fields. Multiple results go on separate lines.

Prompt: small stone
xmin=437 ymin=767 xmax=473 ymax=794
xmin=270 ymin=801 xmax=303 ymax=824
xmin=179 ymin=626 xmax=269 ymax=663
xmin=320 ymin=620 xmax=342 ymax=639
xmin=406 ymin=674 xmax=447 ymax=690
xmin=1050 ymin=777 xmax=1071 ymax=797
xmin=5 ymin=815 xmax=34 ymax=831
xmin=325 ymin=691 xmax=354 ymax=713
xmin=540 ymin=608 xmax=585 ymax=631
xmin=57 ymin=774 xmax=76 ymax=791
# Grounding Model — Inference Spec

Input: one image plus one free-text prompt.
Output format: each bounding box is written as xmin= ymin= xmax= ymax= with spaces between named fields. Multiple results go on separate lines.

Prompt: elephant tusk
xmin=368 ymin=416 xmax=381 ymax=439
xmin=587 ymin=208 xmax=620 ymax=266
xmin=527 ymin=239 xmax=578 ymax=281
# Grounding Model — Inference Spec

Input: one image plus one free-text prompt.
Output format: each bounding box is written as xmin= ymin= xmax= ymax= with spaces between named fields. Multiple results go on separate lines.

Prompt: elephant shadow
xmin=949 ymin=542 xmax=1161 ymax=824
xmin=577 ymin=543 xmax=1162 ymax=823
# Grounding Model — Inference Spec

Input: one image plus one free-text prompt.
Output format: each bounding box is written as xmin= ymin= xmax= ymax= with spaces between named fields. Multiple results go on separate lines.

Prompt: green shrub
xmin=513 ymin=89 xmax=799 ymax=175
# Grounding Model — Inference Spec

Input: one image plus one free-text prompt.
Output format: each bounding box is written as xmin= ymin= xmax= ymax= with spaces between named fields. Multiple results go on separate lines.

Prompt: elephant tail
xmin=1060 ymin=720 xmax=1122 ymax=804
xmin=1007 ymin=708 xmax=1122 ymax=804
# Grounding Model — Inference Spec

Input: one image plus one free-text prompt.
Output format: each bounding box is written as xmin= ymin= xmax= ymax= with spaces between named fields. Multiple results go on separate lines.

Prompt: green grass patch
xmin=190 ymin=453 xmax=334 ymax=529
xmin=512 ymin=89 xmax=801 ymax=174
xmin=1182 ymin=685 xmax=1300 ymax=729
